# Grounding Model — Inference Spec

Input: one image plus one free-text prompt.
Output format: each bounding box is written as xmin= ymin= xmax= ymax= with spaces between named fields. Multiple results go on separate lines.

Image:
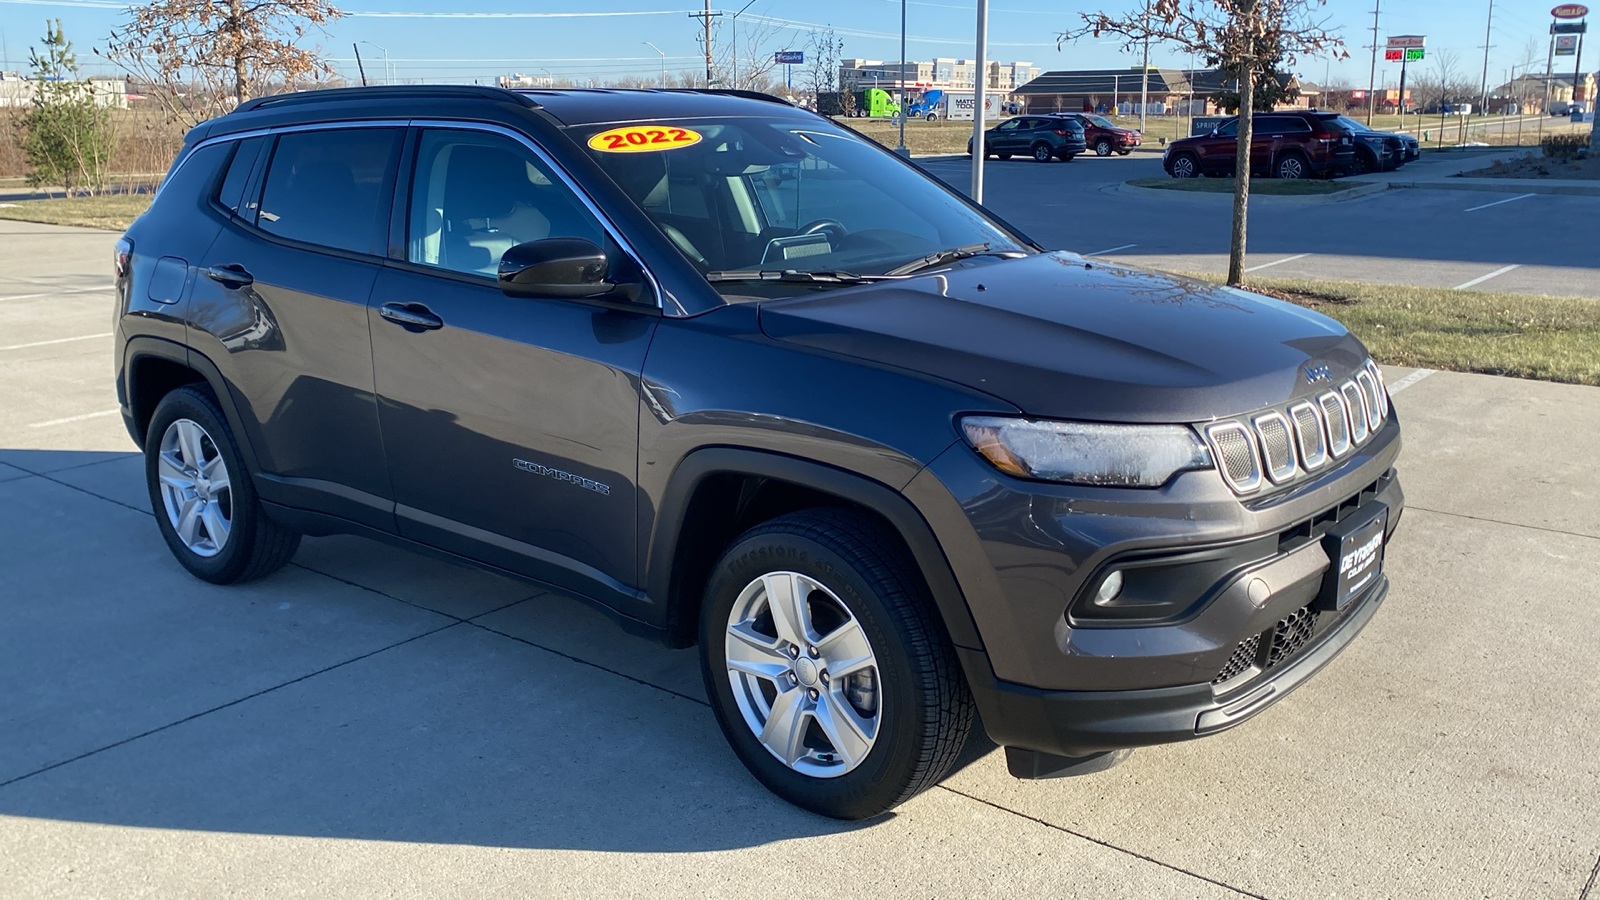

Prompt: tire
xmin=1032 ymin=142 xmax=1054 ymax=163
xmin=1352 ymin=150 xmax=1374 ymax=175
xmin=699 ymin=509 xmax=973 ymax=820
xmin=1274 ymin=152 xmax=1309 ymax=179
xmin=1095 ymin=139 xmax=1114 ymax=156
xmin=1168 ymin=152 xmax=1200 ymax=178
xmin=995 ymin=152 xmax=1011 ymax=160
xmin=144 ymin=385 xmax=300 ymax=584
xmin=1061 ymin=153 xmax=1078 ymax=161
xmin=1116 ymin=149 xmax=1132 ymax=156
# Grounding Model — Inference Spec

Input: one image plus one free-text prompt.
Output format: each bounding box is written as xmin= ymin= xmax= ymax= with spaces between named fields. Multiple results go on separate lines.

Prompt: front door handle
xmin=205 ymin=264 xmax=253 ymax=289
xmin=379 ymin=302 xmax=444 ymax=332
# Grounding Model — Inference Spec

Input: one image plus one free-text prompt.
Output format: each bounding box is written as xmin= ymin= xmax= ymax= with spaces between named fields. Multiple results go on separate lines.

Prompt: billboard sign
xmin=774 ymin=50 xmax=804 ymax=64
xmin=1556 ymin=34 xmax=1580 ymax=55
xmin=1551 ymin=4 xmax=1588 ymax=18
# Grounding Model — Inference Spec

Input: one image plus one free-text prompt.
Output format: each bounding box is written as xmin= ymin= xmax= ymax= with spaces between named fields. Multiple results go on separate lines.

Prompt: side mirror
xmin=1210 ymin=128 xmax=1220 ymax=137
xmin=498 ymin=238 xmax=636 ymax=301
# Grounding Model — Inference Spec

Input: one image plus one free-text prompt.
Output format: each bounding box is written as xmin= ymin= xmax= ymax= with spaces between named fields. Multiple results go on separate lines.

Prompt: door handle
xmin=205 ymin=264 xmax=253 ymax=288
xmin=379 ymin=302 xmax=444 ymax=332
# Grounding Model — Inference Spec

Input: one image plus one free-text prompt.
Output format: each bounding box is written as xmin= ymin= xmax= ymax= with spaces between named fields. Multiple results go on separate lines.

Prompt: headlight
xmin=960 ymin=416 xmax=1213 ymax=488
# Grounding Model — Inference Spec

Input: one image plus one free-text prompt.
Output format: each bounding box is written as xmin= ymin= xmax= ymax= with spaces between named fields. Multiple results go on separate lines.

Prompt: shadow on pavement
xmin=0 ymin=448 xmax=1002 ymax=850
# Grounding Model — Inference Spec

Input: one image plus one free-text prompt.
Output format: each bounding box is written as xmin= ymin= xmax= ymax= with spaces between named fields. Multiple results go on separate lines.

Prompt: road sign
xmin=774 ymin=50 xmax=804 ymax=64
xmin=1551 ymin=4 xmax=1588 ymax=18
xmin=1556 ymin=34 xmax=1580 ymax=54
xmin=1386 ymin=35 xmax=1426 ymax=49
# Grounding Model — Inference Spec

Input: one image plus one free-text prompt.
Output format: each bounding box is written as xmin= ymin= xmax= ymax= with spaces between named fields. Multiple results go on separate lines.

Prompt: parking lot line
xmin=0 ymin=332 xmax=112 ymax=352
xmin=1463 ymin=193 xmax=1536 ymax=213
xmin=1453 ymin=265 xmax=1521 ymax=291
xmin=1083 ymin=243 xmax=1137 ymax=257
xmin=1244 ymin=253 xmax=1311 ymax=273
xmin=27 ymin=409 xmax=121 ymax=429
xmin=0 ymin=285 xmax=115 ymax=303
xmin=1386 ymin=368 xmax=1435 ymax=394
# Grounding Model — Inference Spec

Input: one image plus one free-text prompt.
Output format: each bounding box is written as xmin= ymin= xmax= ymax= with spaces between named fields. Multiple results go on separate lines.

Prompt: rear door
xmin=368 ymin=125 xmax=659 ymax=605
xmin=186 ymin=126 xmax=403 ymax=530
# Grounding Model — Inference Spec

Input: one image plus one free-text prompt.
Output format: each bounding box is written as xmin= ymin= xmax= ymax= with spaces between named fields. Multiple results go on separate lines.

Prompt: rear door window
xmin=255 ymin=128 xmax=402 ymax=255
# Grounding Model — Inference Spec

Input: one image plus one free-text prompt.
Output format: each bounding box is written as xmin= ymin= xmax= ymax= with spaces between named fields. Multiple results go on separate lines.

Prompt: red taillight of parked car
xmin=1054 ymin=129 xmax=1069 ymax=136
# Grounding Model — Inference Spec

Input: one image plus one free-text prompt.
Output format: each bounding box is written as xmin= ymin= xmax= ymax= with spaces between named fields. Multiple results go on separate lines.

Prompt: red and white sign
xmin=1386 ymin=34 xmax=1427 ymax=49
xmin=1552 ymin=4 xmax=1589 ymax=18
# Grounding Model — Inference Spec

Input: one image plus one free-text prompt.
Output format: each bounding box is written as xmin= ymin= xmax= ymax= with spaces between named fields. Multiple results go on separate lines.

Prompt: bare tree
xmin=803 ymin=28 xmax=845 ymax=109
xmin=100 ymin=0 xmax=342 ymax=127
xmin=711 ymin=16 xmax=792 ymax=92
xmin=1065 ymin=1 xmax=1344 ymax=285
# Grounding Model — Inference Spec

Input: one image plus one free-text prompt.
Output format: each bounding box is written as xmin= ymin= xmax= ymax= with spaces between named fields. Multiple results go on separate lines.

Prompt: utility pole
xmin=688 ymin=0 xmax=721 ymax=87
xmin=1478 ymin=0 xmax=1495 ymax=115
xmin=1367 ymin=0 xmax=1380 ymax=125
xmin=970 ymin=0 xmax=989 ymax=203
xmin=1139 ymin=0 xmax=1150 ymax=133
xmin=897 ymin=0 xmax=908 ymax=156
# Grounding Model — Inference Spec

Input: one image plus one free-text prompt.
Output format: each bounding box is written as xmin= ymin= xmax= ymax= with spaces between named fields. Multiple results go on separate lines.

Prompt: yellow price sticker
xmin=587 ymin=125 xmax=703 ymax=153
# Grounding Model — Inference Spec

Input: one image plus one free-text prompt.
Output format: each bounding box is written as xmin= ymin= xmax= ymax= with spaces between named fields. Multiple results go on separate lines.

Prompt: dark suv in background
xmin=969 ymin=114 xmax=1087 ymax=162
xmin=1333 ymin=115 xmax=1420 ymax=173
xmin=115 ymin=86 xmax=1402 ymax=820
xmin=1163 ymin=110 xmax=1357 ymax=179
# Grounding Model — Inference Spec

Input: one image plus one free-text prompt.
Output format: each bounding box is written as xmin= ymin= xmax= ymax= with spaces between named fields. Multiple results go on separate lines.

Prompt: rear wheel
xmin=1352 ymin=149 xmax=1375 ymax=175
xmin=145 ymin=386 xmax=300 ymax=584
xmin=1168 ymin=152 xmax=1200 ymax=178
xmin=995 ymin=151 xmax=1012 ymax=160
xmin=700 ymin=509 xmax=973 ymax=820
xmin=1274 ymin=152 xmax=1309 ymax=179
xmin=1032 ymin=142 xmax=1055 ymax=163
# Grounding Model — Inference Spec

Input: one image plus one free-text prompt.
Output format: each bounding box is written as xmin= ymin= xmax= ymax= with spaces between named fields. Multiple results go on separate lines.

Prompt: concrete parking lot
xmin=920 ymin=152 xmax=1600 ymax=299
xmin=3 ymin=215 xmax=1599 ymax=898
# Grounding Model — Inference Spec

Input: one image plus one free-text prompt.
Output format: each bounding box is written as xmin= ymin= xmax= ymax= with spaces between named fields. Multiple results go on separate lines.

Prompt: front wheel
xmin=1095 ymin=139 xmax=1114 ymax=156
xmin=145 ymin=386 xmax=300 ymax=584
xmin=995 ymin=152 xmax=1012 ymax=160
xmin=700 ymin=509 xmax=973 ymax=820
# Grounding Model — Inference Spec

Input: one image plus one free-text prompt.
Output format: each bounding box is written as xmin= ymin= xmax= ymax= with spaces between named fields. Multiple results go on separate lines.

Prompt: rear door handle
xmin=205 ymin=264 xmax=253 ymax=288
xmin=379 ymin=302 xmax=444 ymax=332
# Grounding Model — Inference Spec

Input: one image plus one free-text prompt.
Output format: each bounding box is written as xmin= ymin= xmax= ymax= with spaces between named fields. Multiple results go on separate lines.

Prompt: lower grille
xmin=1212 ymin=634 xmax=1261 ymax=685
xmin=1267 ymin=603 xmax=1318 ymax=667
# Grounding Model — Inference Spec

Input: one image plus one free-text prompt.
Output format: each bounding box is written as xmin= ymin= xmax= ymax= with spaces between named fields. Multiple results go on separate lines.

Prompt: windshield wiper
xmin=704 ymin=269 xmax=904 ymax=285
xmin=884 ymin=243 xmax=1022 ymax=276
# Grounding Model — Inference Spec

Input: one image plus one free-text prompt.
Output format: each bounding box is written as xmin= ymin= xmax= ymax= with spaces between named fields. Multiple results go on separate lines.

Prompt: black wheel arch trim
xmin=648 ymin=446 xmax=984 ymax=653
xmin=121 ymin=337 xmax=263 ymax=475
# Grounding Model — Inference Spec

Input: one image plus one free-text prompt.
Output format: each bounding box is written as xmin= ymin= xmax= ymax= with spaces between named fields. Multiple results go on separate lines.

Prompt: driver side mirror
xmin=498 ymin=238 xmax=640 ymax=303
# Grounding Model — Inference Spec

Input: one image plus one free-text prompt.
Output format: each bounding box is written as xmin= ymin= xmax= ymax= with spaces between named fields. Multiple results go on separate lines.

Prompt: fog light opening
xmin=1093 ymin=570 xmax=1124 ymax=607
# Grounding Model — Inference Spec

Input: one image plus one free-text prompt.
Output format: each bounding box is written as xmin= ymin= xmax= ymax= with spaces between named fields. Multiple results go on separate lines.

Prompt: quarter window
xmin=407 ymin=130 xmax=606 ymax=277
xmin=216 ymin=136 xmax=266 ymax=217
xmin=255 ymin=128 xmax=400 ymax=255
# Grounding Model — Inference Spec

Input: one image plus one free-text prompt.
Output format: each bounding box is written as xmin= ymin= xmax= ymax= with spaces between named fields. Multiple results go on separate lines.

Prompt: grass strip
xmin=1187 ymin=273 xmax=1600 ymax=386
xmin=0 ymin=194 xmax=153 ymax=230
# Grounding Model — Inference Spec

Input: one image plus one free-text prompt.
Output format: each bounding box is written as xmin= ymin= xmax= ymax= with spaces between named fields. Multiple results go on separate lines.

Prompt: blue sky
xmin=0 ymin=0 xmax=1583 ymax=90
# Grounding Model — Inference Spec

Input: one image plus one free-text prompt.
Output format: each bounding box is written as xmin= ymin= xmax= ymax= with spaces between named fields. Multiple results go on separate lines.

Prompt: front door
xmin=369 ymin=126 xmax=660 ymax=608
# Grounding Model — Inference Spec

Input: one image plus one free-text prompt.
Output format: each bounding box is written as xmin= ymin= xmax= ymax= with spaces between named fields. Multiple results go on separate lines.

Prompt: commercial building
xmin=0 ymin=72 xmax=129 ymax=109
xmin=1012 ymin=67 xmax=1301 ymax=116
xmin=839 ymin=58 xmax=1039 ymax=93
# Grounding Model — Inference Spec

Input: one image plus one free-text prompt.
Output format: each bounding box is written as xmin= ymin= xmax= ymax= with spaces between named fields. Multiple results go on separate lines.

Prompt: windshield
xmin=1335 ymin=116 xmax=1370 ymax=132
xmin=579 ymin=117 xmax=1028 ymax=291
xmin=1083 ymin=115 xmax=1116 ymax=129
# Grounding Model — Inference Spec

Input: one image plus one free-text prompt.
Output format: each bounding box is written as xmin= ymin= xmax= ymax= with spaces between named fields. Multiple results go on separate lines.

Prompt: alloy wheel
xmin=1277 ymin=156 xmax=1307 ymax=179
xmin=724 ymin=571 xmax=881 ymax=778
xmin=1171 ymin=155 xmax=1198 ymax=178
xmin=156 ymin=418 xmax=233 ymax=557
xmin=1096 ymin=140 xmax=1113 ymax=156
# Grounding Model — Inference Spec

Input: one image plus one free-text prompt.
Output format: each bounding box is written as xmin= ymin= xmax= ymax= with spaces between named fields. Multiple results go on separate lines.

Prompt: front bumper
xmin=962 ymin=571 xmax=1388 ymax=757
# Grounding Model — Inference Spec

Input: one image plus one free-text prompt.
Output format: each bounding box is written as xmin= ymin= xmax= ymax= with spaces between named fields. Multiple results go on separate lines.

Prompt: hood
xmin=758 ymin=253 xmax=1370 ymax=424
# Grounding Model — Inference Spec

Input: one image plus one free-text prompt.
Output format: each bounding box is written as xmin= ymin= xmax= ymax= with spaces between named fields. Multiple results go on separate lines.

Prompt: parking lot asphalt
xmin=3 ymin=218 xmax=1600 ymax=898
xmin=918 ymin=153 xmax=1600 ymax=299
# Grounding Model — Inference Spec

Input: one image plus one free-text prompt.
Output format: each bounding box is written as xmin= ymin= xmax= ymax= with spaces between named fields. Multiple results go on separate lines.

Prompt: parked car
xmin=1333 ymin=115 xmax=1419 ymax=172
xmin=1162 ymin=110 xmax=1357 ymax=179
xmin=1059 ymin=112 xmax=1143 ymax=156
xmin=116 ymin=86 xmax=1402 ymax=820
xmin=968 ymin=114 xmax=1088 ymax=162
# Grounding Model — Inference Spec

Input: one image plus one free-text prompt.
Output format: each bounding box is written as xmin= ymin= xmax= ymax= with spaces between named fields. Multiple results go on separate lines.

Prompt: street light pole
xmin=643 ymin=41 xmax=666 ymax=88
xmin=359 ymin=41 xmax=390 ymax=85
xmin=730 ymin=0 xmax=759 ymax=90
xmin=970 ymin=0 xmax=989 ymax=202
xmin=898 ymin=0 xmax=908 ymax=155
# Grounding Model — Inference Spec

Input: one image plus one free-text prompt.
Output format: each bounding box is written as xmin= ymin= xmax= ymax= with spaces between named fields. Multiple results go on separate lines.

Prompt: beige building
xmin=0 ymin=72 xmax=128 ymax=109
xmin=839 ymin=58 xmax=1038 ymax=93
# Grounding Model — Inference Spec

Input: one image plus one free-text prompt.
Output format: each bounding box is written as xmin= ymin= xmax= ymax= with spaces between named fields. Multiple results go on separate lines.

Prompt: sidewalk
xmin=1348 ymin=148 xmax=1600 ymax=196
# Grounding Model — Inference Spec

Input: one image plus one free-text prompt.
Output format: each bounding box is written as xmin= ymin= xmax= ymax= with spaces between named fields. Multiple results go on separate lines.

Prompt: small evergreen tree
xmin=17 ymin=20 xmax=116 ymax=196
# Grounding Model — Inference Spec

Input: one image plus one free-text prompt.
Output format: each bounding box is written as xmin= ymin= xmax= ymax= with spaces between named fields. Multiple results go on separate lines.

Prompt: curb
xmin=1384 ymin=178 xmax=1600 ymax=196
xmin=1117 ymin=180 xmax=1390 ymax=204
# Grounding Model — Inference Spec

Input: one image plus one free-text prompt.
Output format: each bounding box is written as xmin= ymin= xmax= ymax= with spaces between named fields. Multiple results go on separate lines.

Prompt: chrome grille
xmin=1319 ymin=391 xmax=1352 ymax=458
xmin=1367 ymin=361 xmax=1390 ymax=419
xmin=1252 ymin=412 xmax=1297 ymax=483
xmin=1355 ymin=371 xmax=1382 ymax=428
xmin=1205 ymin=421 xmax=1262 ymax=493
xmin=1289 ymin=401 xmax=1328 ymax=470
xmin=1341 ymin=382 xmax=1370 ymax=443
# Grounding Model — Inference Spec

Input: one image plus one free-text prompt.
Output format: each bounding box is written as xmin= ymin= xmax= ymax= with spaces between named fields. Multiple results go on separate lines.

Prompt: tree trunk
xmin=230 ymin=0 xmax=249 ymax=103
xmin=1227 ymin=63 xmax=1254 ymax=286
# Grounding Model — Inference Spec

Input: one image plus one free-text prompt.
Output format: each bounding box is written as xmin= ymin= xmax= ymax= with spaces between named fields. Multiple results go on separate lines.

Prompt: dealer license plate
xmin=1319 ymin=504 xmax=1388 ymax=612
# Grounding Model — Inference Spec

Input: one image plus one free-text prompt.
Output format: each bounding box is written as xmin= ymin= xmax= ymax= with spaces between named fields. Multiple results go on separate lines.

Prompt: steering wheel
xmin=798 ymin=218 xmax=849 ymax=245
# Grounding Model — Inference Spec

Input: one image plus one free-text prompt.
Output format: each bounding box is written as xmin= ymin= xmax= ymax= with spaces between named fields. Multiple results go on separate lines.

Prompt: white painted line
xmin=0 ymin=332 xmax=112 ymax=351
xmin=27 ymin=409 xmax=121 ymax=429
xmin=1083 ymin=243 xmax=1137 ymax=257
xmin=0 ymin=284 xmax=115 ymax=303
xmin=1463 ymin=193 xmax=1536 ymax=212
xmin=1244 ymin=253 xmax=1312 ymax=273
xmin=1453 ymin=264 xmax=1521 ymax=291
xmin=1385 ymin=368 xmax=1435 ymax=395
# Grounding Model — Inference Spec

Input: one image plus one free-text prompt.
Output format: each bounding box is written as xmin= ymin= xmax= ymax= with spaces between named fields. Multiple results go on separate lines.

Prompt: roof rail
xmin=509 ymin=86 xmax=792 ymax=107
xmin=233 ymin=84 xmax=537 ymax=115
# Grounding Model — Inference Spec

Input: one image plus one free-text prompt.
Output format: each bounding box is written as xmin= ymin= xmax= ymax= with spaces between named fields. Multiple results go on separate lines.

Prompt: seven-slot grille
xmin=1204 ymin=360 xmax=1389 ymax=496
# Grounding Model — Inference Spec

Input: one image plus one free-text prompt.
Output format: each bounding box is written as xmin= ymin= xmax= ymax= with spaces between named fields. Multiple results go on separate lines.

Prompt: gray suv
xmin=114 ymin=86 xmax=1402 ymax=820
xmin=969 ymin=114 xmax=1088 ymax=162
